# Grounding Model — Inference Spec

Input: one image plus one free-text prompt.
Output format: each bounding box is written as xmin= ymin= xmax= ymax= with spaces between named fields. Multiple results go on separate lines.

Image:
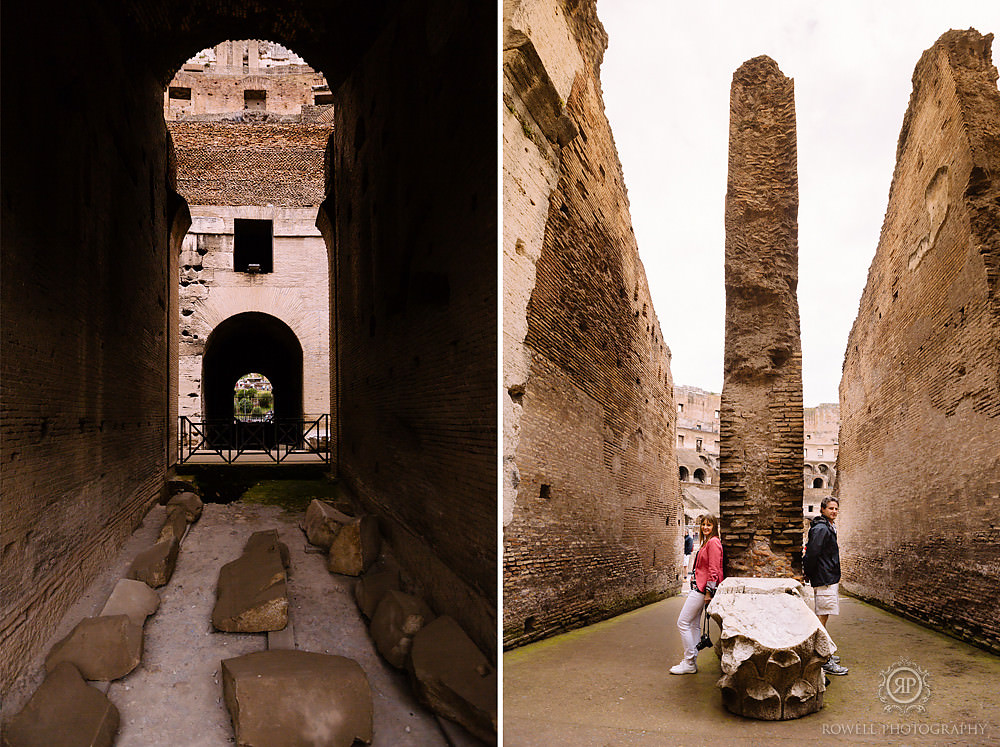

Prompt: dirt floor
xmin=503 ymin=591 xmax=1000 ymax=746
xmin=3 ymin=489 xmax=461 ymax=746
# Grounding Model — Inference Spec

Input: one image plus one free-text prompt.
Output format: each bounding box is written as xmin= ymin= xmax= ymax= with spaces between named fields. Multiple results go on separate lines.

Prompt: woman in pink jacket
xmin=670 ymin=514 xmax=724 ymax=674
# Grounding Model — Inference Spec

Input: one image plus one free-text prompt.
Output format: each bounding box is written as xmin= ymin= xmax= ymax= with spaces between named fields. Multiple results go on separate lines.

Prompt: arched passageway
xmin=1 ymin=0 xmax=496 ymax=694
xmin=202 ymin=313 xmax=303 ymax=424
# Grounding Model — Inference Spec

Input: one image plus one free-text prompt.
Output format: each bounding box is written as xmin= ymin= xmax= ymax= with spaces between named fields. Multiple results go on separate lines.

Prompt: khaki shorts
xmin=813 ymin=583 xmax=840 ymax=616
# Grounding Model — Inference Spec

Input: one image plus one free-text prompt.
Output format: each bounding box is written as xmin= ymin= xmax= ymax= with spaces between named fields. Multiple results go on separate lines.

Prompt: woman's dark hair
xmin=698 ymin=513 xmax=720 ymax=541
xmin=820 ymin=496 xmax=839 ymax=511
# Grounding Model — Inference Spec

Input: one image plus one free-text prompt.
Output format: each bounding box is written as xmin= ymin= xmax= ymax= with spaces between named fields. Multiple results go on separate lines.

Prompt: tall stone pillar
xmin=720 ymin=56 xmax=804 ymax=578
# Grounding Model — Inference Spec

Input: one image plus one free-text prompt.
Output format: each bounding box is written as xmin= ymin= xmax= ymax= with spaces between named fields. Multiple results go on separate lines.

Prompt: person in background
xmin=803 ymin=496 xmax=849 ymax=676
xmin=683 ymin=529 xmax=693 ymax=577
xmin=670 ymin=514 xmax=723 ymax=675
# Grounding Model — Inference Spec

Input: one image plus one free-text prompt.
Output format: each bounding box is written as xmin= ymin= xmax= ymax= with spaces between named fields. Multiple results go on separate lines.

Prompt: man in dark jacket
xmin=804 ymin=496 xmax=849 ymax=676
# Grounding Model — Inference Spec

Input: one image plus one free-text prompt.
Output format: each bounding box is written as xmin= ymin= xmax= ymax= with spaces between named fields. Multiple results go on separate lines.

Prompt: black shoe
xmin=825 ymin=676 xmax=830 ymax=686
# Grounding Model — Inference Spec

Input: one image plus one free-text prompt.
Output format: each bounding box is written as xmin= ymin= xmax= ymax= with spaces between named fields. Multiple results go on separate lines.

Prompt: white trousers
xmin=677 ymin=588 xmax=706 ymax=664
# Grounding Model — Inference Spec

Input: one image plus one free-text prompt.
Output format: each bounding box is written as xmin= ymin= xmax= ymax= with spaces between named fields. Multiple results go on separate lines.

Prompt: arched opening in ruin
xmin=679 ymin=466 xmax=690 ymax=481
xmin=693 ymin=468 xmax=707 ymax=484
xmin=203 ymin=312 xmax=303 ymax=424
xmin=233 ymin=373 xmax=273 ymax=422
xmin=812 ymin=478 xmax=824 ymax=488
xmin=818 ymin=464 xmax=829 ymax=474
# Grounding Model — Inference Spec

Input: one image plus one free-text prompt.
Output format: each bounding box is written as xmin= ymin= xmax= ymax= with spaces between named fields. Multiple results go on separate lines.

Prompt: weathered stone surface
xmin=45 ymin=615 xmax=143 ymax=681
xmin=838 ymin=29 xmax=1000 ymax=656
xmin=243 ymin=528 xmax=290 ymax=569
xmin=157 ymin=505 xmax=189 ymax=544
xmin=213 ymin=533 xmax=288 ymax=632
xmin=221 ymin=650 xmax=373 ymax=747
xmin=707 ymin=577 xmax=834 ymax=720
xmin=302 ymin=499 xmax=351 ymax=550
xmin=326 ymin=514 xmax=380 ymax=576
xmin=502 ymin=0 xmax=680 ymax=650
xmin=354 ymin=567 xmax=401 ymax=620
xmin=2 ymin=661 xmax=119 ymax=747
xmin=720 ymin=55 xmax=804 ymax=578
xmin=166 ymin=490 xmax=203 ymax=522
xmin=408 ymin=616 xmax=497 ymax=743
xmin=370 ymin=590 xmax=434 ymax=669
xmin=127 ymin=537 xmax=179 ymax=588
xmin=99 ymin=578 xmax=160 ymax=627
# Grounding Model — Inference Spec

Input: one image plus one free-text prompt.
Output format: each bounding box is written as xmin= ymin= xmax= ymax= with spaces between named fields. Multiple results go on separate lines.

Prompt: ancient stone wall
xmin=331 ymin=2 xmax=497 ymax=656
xmin=838 ymin=29 xmax=1000 ymax=654
xmin=0 ymin=2 xmax=173 ymax=694
xmin=720 ymin=56 xmax=804 ymax=579
xmin=503 ymin=0 xmax=680 ymax=648
xmin=169 ymin=122 xmax=330 ymax=206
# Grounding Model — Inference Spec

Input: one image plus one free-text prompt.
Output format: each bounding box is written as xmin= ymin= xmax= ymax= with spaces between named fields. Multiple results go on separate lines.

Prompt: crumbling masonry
xmin=503 ymin=0 xmax=680 ymax=648
xmin=837 ymin=29 xmax=1000 ymax=655
xmin=720 ymin=56 xmax=804 ymax=578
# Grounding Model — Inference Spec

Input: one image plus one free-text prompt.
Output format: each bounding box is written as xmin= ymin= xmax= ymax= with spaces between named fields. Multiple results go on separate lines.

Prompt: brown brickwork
xmin=838 ymin=30 xmax=1000 ymax=654
xmin=168 ymin=122 xmax=331 ymax=207
xmin=503 ymin=0 xmax=680 ymax=649
xmin=720 ymin=56 xmax=804 ymax=578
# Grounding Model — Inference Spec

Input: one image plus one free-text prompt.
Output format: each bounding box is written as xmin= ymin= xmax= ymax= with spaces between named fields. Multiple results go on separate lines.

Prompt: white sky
xmin=598 ymin=0 xmax=999 ymax=405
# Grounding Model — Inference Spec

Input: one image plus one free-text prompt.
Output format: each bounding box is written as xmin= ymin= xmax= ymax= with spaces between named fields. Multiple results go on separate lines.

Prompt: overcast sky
xmin=598 ymin=1 xmax=998 ymax=406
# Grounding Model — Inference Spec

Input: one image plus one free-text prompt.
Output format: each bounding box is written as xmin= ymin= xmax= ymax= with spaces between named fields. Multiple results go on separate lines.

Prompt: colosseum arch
xmin=812 ymin=477 xmax=824 ymax=489
xmin=1 ymin=1 xmax=496 ymax=692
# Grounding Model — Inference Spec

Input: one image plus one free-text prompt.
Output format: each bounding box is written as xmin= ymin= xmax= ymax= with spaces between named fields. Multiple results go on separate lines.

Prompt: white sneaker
xmin=669 ymin=660 xmax=698 ymax=675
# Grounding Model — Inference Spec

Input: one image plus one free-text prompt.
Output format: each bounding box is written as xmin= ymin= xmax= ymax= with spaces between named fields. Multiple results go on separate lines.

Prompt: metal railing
xmin=178 ymin=415 xmax=331 ymax=464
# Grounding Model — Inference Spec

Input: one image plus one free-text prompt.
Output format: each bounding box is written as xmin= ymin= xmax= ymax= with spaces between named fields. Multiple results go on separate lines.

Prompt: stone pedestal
xmin=706 ymin=577 xmax=834 ymax=720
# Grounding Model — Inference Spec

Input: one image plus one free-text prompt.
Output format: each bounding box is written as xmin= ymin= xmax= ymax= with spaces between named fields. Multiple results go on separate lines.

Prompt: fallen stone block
xmin=354 ymin=567 xmax=401 ymax=621
xmin=707 ymin=577 xmax=836 ymax=720
xmin=156 ymin=504 xmax=189 ymax=544
xmin=302 ymin=499 xmax=351 ymax=550
xmin=213 ymin=531 xmax=288 ymax=632
xmin=327 ymin=514 xmax=380 ymax=576
xmin=222 ymin=650 xmax=372 ymax=747
xmin=2 ymin=661 xmax=119 ymax=747
xmin=127 ymin=536 xmax=179 ymax=588
xmin=166 ymin=490 xmax=203 ymax=522
xmin=99 ymin=578 xmax=160 ymax=627
xmin=407 ymin=616 xmax=497 ymax=744
xmin=243 ymin=528 xmax=290 ymax=569
xmin=370 ymin=590 xmax=434 ymax=669
xmin=45 ymin=615 xmax=143 ymax=681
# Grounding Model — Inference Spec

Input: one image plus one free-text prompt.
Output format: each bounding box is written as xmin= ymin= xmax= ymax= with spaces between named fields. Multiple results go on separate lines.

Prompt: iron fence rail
xmin=178 ymin=415 xmax=331 ymax=464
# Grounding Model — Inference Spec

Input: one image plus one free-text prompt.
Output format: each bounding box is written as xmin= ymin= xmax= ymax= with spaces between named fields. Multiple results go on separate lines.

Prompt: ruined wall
xmin=0 ymin=3 xmax=173 ymax=693
xmin=720 ymin=56 xmax=804 ymax=579
xmin=838 ymin=29 xmax=1000 ymax=654
xmin=503 ymin=0 xmax=680 ymax=648
xmin=331 ymin=2 xmax=497 ymax=656
xmin=169 ymin=122 xmax=330 ymax=206
xmin=169 ymin=120 xmax=332 ymax=423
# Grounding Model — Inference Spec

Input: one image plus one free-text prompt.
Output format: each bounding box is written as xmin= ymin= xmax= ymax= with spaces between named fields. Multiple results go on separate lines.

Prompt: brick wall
xmin=1 ymin=2 xmax=172 ymax=694
xmin=720 ymin=56 xmax=804 ymax=578
xmin=503 ymin=0 xmax=680 ymax=649
xmin=838 ymin=30 xmax=1000 ymax=654
xmin=168 ymin=121 xmax=331 ymax=207
xmin=331 ymin=1 xmax=497 ymax=656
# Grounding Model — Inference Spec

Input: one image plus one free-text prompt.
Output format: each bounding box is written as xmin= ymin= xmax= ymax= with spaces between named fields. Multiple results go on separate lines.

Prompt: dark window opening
xmin=539 ymin=484 xmax=551 ymax=500
xmin=313 ymin=93 xmax=335 ymax=105
xmin=679 ymin=466 xmax=689 ymax=481
xmin=693 ymin=468 xmax=707 ymax=484
xmin=244 ymin=89 xmax=266 ymax=111
xmin=812 ymin=478 xmax=824 ymax=489
xmin=234 ymin=219 xmax=273 ymax=273
xmin=169 ymin=86 xmax=192 ymax=100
